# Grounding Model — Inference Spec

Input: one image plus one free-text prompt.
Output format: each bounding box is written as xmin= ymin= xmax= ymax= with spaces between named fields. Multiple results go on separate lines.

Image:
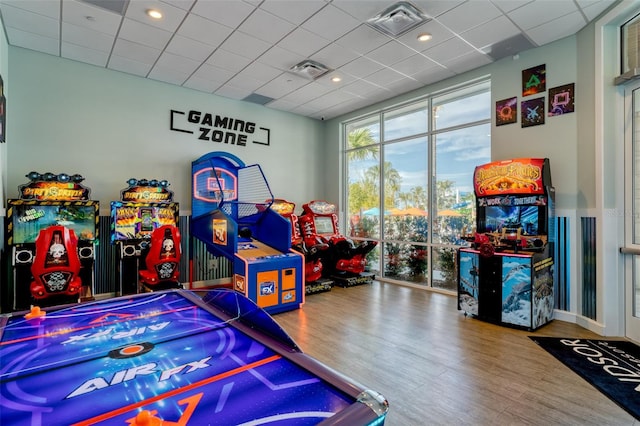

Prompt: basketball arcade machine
xmin=271 ymin=198 xmax=333 ymax=294
xmin=191 ymin=152 xmax=304 ymax=314
xmin=457 ymin=158 xmax=556 ymax=330
xmin=110 ymin=179 xmax=180 ymax=294
xmin=299 ymin=200 xmax=377 ymax=287
xmin=5 ymin=172 xmax=99 ymax=311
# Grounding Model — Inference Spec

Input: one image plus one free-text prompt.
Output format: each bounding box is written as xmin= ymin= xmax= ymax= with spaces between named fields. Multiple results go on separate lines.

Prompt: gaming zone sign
xmin=170 ymin=109 xmax=270 ymax=147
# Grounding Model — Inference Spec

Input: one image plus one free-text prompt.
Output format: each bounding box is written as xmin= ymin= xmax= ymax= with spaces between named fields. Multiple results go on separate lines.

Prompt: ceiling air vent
xmin=367 ymin=1 xmax=429 ymax=37
xmin=289 ymin=60 xmax=331 ymax=80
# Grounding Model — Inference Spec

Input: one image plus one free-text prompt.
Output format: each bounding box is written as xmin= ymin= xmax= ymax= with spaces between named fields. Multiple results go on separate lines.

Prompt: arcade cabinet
xmin=5 ymin=171 xmax=99 ymax=311
xmin=271 ymin=198 xmax=333 ymax=294
xmin=110 ymin=179 xmax=180 ymax=295
xmin=191 ymin=152 xmax=304 ymax=314
xmin=138 ymin=224 xmax=182 ymax=290
xmin=457 ymin=158 xmax=556 ymax=330
xmin=298 ymin=200 xmax=377 ymax=287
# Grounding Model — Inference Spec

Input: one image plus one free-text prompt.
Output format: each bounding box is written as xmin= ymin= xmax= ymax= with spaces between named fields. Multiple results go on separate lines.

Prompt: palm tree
xmin=347 ymin=128 xmax=378 ymax=162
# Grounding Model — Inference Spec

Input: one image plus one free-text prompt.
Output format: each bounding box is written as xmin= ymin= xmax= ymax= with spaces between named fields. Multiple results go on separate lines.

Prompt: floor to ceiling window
xmin=343 ymin=80 xmax=491 ymax=291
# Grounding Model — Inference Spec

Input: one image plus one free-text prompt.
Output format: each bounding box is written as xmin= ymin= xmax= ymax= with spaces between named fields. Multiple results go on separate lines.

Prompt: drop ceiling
xmin=0 ymin=0 xmax=617 ymax=120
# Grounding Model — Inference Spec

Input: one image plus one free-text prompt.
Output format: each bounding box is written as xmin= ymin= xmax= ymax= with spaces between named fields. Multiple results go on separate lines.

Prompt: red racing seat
xmin=139 ymin=225 xmax=181 ymax=289
xmin=30 ymin=225 xmax=82 ymax=300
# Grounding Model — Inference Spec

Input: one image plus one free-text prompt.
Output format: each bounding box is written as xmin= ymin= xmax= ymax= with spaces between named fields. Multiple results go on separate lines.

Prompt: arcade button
xmin=133 ymin=410 xmax=163 ymax=426
xmin=25 ymin=306 xmax=46 ymax=320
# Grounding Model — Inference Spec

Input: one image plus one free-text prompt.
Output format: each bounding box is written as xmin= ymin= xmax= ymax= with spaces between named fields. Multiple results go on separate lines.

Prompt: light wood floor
xmin=274 ymin=281 xmax=638 ymax=426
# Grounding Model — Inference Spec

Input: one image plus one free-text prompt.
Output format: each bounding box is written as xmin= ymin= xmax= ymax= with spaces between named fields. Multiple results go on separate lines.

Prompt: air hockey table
xmin=0 ymin=289 xmax=388 ymax=425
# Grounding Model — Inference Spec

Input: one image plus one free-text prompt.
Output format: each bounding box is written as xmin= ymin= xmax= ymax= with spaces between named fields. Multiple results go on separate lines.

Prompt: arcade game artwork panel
xmin=110 ymin=179 xmax=180 ymax=295
xmin=0 ymin=288 xmax=389 ymax=425
xmin=191 ymin=152 xmax=304 ymax=314
xmin=4 ymin=171 xmax=99 ymax=311
xmin=457 ymin=158 xmax=556 ymax=330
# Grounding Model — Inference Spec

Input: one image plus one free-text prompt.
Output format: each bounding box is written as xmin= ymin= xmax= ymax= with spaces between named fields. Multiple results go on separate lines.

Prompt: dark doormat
xmin=529 ymin=337 xmax=640 ymax=420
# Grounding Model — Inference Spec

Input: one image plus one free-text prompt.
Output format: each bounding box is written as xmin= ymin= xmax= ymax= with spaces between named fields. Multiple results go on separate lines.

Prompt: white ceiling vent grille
xmin=367 ymin=1 xmax=429 ymax=37
xmin=289 ymin=60 xmax=331 ymax=80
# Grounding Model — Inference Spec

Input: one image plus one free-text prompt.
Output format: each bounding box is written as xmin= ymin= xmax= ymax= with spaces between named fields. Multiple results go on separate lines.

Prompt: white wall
xmin=6 ymin=47 xmax=325 ymax=215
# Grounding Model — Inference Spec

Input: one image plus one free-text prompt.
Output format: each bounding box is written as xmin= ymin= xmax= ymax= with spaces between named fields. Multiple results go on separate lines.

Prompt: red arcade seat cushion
xmin=139 ymin=225 xmax=181 ymax=287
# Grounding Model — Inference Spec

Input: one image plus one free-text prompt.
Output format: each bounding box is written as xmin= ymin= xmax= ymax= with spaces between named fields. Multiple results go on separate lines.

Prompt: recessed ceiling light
xmin=417 ymin=33 xmax=432 ymax=42
xmin=146 ymin=9 xmax=162 ymax=19
xmin=331 ymin=76 xmax=342 ymax=83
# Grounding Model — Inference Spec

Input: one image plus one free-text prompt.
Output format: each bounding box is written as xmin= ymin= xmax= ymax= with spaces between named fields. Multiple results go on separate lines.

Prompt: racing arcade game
xmin=5 ymin=172 xmax=99 ymax=311
xmin=298 ymin=200 xmax=377 ymax=287
xmin=271 ymin=199 xmax=333 ymax=295
xmin=191 ymin=152 xmax=304 ymax=314
xmin=457 ymin=158 xmax=555 ymax=330
xmin=110 ymin=179 xmax=180 ymax=295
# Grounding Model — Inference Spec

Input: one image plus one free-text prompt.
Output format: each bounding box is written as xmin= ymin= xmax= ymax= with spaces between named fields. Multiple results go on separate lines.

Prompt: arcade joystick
xmin=133 ymin=410 xmax=163 ymax=426
xmin=25 ymin=306 xmax=46 ymax=320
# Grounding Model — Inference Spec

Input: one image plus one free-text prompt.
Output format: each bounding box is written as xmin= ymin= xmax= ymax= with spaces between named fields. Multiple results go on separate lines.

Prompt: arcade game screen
xmin=9 ymin=202 xmax=97 ymax=244
xmin=480 ymin=205 xmax=540 ymax=235
xmin=111 ymin=203 xmax=179 ymax=241
xmin=314 ymin=216 xmax=335 ymax=235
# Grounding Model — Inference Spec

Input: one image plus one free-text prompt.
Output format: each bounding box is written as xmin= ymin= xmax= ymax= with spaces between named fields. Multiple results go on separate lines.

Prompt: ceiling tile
xmin=219 ymin=30 xmax=271 ymax=60
xmin=336 ymin=24 xmax=392 ymax=55
xmin=435 ymin=1 xmax=502 ymax=33
xmin=1 ymin=4 xmax=59 ymax=39
xmin=160 ymin=0 xmax=196 ymax=11
xmin=441 ymin=50 xmax=492 ymax=74
xmin=254 ymin=73 xmax=309 ymax=99
xmin=367 ymin=40 xmax=419 ymax=66
xmin=147 ymin=65 xmax=190 ymax=85
xmin=277 ymin=27 xmax=330 ymax=57
xmin=112 ymin=38 xmax=161 ymax=63
xmin=460 ymin=15 xmax=521 ymax=50
xmin=124 ymin=0 xmax=188 ymax=32
xmin=62 ymin=22 xmax=115 ymax=52
xmin=281 ymin=82 xmax=334 ymax=105
xmin=489 ymin=0 xmax=534 ymax=14
xmin=1 ymin=0 xmax=60 ymax=19
xmin=183 ymin=74 xmax=222 ymax=93
xmin=190 ymin=0 xmax=254 ymax=28
xmin=508 ymin=0 xmax=578 ymax=31
xmin=257 ymin=45 xmax=306 ymax=71
xmin=331 ymin=0 xmax=395 ymax=21
xmin=259 ymin=0 xmax=327 ymax=25
xmin=239 ymin=62 xmax=282 ymax=82
xmin=176 ymin=13 xmax=233 ymax=48
xmin=391 ymin=54 xmax=441 ymax=77
xmin=302 ymin=4 xmax=361 ymax=40
xmin=225 ymin=72 xmax=265 ymax=92
xmin=214 ymin=84 xmax=254 ymax=101
xmin=5 ymin=27 xmax=59 ymax=55
xmin=206 ymin=48 xmax=253 ymax=72
xmin=421 ymin=37 xmax=475 ymax=64
xmin=118 ymin=17 xmax=172 ymax=50
xmin=525 ymin=11 xmax=588 ymax=46
xmin=164 ymin=34 xmax=215 ymax=61
xmin=342 ymin=79 xmax=388 ymax=98
xmin=310 ymin=42 xmax=361 ymax=69
xmin=155 ymin=51 xmax=202 ymax=75
xmin=396 ymin=19 xmax=456 ymax=51
xmin=63 ymin=0 xmax=122 ymax=35
xmin=237 ymin=8 xmax=296 ymax=44
xmin=362 ymin=67 xmax=409 ymax=86
xmin=189 ymin=62 xmax=235 ymax=85
xmin=410 ymin=0 xmax=466 ymax=19
xmin=412 ymin=65 xmax=455 ymax=85
xmin=61 ymin=41 xmax=109 ymax=66
xmin=340 ymin=56 xmax=385 ymax=79
xmin=108 ymin=55 xmax=153 ymax=76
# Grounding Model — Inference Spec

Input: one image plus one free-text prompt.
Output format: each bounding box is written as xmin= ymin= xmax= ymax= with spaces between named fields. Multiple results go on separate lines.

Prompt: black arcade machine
xmin=457 ymin=158 xmax=556 ymax=330
xmin=5 ymin=171 xmax=99 ymax=311
xmin=110 ymin=178 xmax=179 ymax=295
